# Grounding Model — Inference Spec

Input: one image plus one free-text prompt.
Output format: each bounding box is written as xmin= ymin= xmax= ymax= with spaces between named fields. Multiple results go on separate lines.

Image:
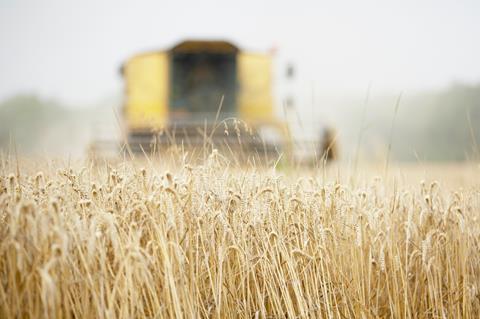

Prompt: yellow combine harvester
xmin=120 ymin=39 xmax=288 ymax=158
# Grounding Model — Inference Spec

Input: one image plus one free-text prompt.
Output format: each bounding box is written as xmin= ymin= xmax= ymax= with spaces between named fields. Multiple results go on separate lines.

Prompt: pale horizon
xmin=1 ymin=0 xmax=480 ymax=107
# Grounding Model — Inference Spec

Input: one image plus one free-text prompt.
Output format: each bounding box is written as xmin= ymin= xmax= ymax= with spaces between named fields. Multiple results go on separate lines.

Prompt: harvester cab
xmin=120 ymin=39 xmax=288 ymax=160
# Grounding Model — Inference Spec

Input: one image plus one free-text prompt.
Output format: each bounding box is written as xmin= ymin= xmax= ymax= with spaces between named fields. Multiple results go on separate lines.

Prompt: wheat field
xmin=1 ymin=152 xmax=480 ymax=318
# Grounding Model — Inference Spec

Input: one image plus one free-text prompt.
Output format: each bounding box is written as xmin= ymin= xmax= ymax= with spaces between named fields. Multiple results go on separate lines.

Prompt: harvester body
xmin=121 ymin=40 xmax=287 ymax=157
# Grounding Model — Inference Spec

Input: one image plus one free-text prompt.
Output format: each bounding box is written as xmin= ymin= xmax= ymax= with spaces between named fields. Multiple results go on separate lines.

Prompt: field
xmin=1 ymin=153 xmax=480 ymax=318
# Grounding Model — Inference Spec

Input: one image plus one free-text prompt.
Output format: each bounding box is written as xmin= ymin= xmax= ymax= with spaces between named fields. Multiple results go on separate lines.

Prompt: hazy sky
xmin=1 ymin=0 xmax=479 ymax=106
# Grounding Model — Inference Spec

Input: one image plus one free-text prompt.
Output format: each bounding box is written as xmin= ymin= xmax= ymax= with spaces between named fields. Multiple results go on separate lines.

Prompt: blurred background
xmin=1 ymin=0 xmax=479 ymax=162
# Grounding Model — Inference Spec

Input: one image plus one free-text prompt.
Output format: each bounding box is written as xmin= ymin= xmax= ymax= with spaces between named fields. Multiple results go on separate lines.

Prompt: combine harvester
xmin=92 ymin=39 xmax=336 ymax=164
